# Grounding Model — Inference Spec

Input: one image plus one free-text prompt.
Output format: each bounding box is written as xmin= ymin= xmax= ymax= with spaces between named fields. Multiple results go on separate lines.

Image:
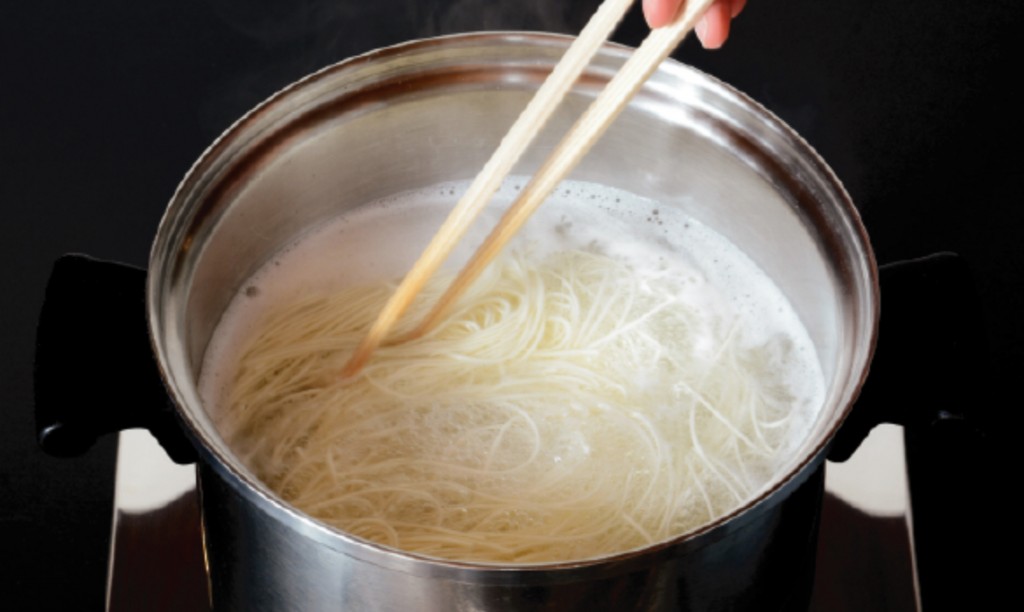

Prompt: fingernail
xmin=695 ymin=16 xmax=708 ymax=46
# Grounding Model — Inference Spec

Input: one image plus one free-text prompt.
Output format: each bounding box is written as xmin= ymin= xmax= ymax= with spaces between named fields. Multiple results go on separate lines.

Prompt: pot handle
xmin=828 ymin=252 xmax=983 ymax=462
xmin=34 ymin=254 xmax=197 ymax=464
xmin=34 ymin=252 xmax=977 ymax=466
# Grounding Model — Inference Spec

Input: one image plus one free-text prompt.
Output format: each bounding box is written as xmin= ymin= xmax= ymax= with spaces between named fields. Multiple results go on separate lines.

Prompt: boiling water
xmin=200 ymin=179 xmax=825 ymax=563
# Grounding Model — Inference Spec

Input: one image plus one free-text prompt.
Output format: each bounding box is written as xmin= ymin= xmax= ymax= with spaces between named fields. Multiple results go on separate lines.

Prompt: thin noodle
xmin=216 ymin=249 xmax=811 ymax=563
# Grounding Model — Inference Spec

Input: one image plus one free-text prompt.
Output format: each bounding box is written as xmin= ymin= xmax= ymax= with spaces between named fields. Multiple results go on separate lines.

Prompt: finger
xmin=694 ymin=2 xmax=732 ymax=49
xmin=642 ymin=0 xmax=684 ymax=29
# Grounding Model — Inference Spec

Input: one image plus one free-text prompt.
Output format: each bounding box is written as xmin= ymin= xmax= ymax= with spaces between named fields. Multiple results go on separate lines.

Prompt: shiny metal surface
xmin=145 ymin=33 xmax=878 ymax=610
xmin=107 ymin=426 xmax=917 ymax=611
xmin=199 ymin=460 xmax=822 ymax=610
xmin=812 ymin=425 xmax=920 ymax=610
xmin=106 ymin=431 xmax=208 ymax=612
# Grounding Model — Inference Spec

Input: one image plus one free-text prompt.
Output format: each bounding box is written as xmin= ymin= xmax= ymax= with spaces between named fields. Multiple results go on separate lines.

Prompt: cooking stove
xmin=105 ymin=426 xmax=919 ymax=611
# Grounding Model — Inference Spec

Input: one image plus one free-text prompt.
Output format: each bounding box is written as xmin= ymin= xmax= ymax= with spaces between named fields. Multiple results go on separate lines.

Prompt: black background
xmin=2 ymin=1 xmax=1019 ymax=609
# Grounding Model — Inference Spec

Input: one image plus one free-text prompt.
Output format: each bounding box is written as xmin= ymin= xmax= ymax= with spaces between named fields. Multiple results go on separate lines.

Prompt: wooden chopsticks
xmin=340 ymin=0 xmax=714 ymax=378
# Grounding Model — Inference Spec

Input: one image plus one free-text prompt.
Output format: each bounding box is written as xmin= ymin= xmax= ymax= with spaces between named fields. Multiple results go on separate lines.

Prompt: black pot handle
xmin=34 ymin=254 xmax=197 ymax=464
xmin=35 ymin=252 xmax=976 ymax=467
xmin=828 ymin=252 xmax=983 ymax=462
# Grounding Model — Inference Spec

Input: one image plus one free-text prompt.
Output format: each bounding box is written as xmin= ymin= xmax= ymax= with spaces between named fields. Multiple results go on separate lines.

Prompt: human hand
xmin=642 ymin=0 xmax=747 ymax=49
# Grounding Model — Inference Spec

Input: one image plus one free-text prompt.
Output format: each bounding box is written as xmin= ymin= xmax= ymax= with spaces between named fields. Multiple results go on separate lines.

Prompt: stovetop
xmin=106 ymin=426 xmax=919 ymax=611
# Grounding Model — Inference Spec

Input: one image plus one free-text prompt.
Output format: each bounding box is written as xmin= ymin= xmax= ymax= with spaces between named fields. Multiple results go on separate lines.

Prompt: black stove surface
xmin=2 ymin=1 xmax=1017 ymax=610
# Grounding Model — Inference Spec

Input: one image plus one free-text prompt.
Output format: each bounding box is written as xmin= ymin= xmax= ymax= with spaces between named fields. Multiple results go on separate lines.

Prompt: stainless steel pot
xmin=40 ymin=33 xmax=880 ymax=611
